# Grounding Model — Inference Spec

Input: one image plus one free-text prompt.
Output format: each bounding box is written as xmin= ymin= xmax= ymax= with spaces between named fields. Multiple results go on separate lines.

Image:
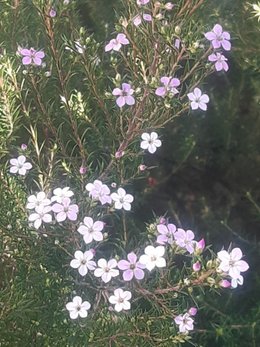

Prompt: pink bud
xmin=159 ymin=217 xmax=167 ymax=225
xmin=79 ymin=166 xmax=87 ymax=175
xmin=89 ymin=248 xmax=96 ymax=256
xmin=174 ymin=39 xmax=181 ymax=50
xmin=111 ymin=182 xmax=117 ymax=188
xmin=49 ymin=8 xmax=56 ymax=17
xmin=197 ymin=238 xmax=205 ymax=251
xmin=115 ymin=150 xmax=125 ymax=159
xmin=139 ymin=164 xmax=147 ymax=171
xmin=188 ymin=307 xmax=197 ymax=316
xmin=192 ymin=261 xmax=201 ymax=272
xmin=21 ymin=144 xmax=27 ymax=150
xmin=165 ymin=2 xmax=174 ymax=10
xmin=220 ymin=280 xmax=231 ymax=288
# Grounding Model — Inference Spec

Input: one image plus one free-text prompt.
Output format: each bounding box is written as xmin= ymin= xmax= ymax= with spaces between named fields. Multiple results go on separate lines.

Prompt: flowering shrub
xmin=0 ymin=0 xmax=255 ymax=346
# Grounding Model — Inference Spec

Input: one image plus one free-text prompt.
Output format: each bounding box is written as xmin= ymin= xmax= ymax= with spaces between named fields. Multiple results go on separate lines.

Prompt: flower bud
xmin=188 ymin=307 xmax=198 ymax=316
xmin=219 ymin=279 xmax=231 ymax=288
xmin=175 ymin=25 xmax=181 ymax=35
xmin=193 ymin=261 xmax=201 ymax=272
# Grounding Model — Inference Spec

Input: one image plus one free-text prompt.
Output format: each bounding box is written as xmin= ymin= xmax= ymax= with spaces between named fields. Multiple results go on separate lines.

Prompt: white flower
xmin=187 ymin=88 xmax=209 ymax=111
xmin=85 ymin=180 xmax=112 ymax=205
xmin=94 ymin=258 xmax=119 ymax=283
xmin=109 ymin=288 xmax=132 ymax=312
xmin=139 ymin=245 xmax=166 ymax=271
xmin=52 ymin=197 xmax=79 ymax=222
xmin=231 ymin=275 xmax=244 ymax=288
xmin=174 ymin=313 xmax=194 ymax=334
xmin=140 ymin=132 xmax=162 ymax=154
xmin=66 ymin=296 xmax=91 ymax=319
xmin=9 ymin=155 xmax=32 ymax=175
xmin=51 ymin=187 xmax=74 ymax=203
xmin=75 ymin=41 xmax=86 ymax=54
xmin=77 ymin=217 xmax=104 ymax=244
xmin=28 ymin=205 xmax=52 ymax=229
xmin=217 ymin=247 xmax=249 ymax=279
xmin=110 ymin=188 xmax=134 ymax=211
xmin=70 ymin=250 xmax=96 ymax=276
xmin=26 ymin=192 xmax=51 ymax=210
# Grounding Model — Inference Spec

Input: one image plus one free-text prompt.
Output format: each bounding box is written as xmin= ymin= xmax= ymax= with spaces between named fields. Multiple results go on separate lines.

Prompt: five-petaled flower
xmin=139 ymin=245 xmax=166 ymax=271
xmin=10 ymin=155 xmax=32 ymax=175
xmin=111 ymin=188 xmax=134 ymax=211
xmin=208 ymin=52 xmax=229 ymax=72
xmin=20 ymin=48 xmax=45 ymax=66
xmin=112 ymin=83 xmax=135 ymax=108
xmin=217 ymin=247 xmax=249 ymax=279
xmin=70 ymin=250 xmax=96 ymax=276
xmin=86 ymin=180 xmax=112 ymax=205
xmin=105 ymin=33 xmax=129 ymax=52
xmin=174 ymin=228 xmax=195 ymax=254
xmin=140 ymin=132 xmax=162 ymax=154
xmin=94 ymin=258 xmax=119 ymax=283
xmin=174 ymin=313 xmax=194 ymax=334
xmin=109 ymin=288 xmax=132 ymax=312
xmin=26 ymin=192 xmax=51 ymax=210
xmin=51 ymin=187 xmax=74 ymax=203
xmin=77 ymin=217 xmax=104 ymax=244
xmin=28 ymin=205 xmax=52 ymax=229
xmin=133 ymin=13 xmax=152 ymax=26
xmin=118 ymin=252 xmax=145 ymax=281
xmin=155 ymin=76 xmax=180 ymax=97
xmin=156 ymin=223 xmax=176 ymax=245
xmin=52 ymin=197 xmax=79 ymax=222
xmin=66 ymin=296 xmax=91 ymax=319
xmin=187 ymin=88 xmax=209 ymax=111
xmin=205 ymin=24 xmax=231 ymax=51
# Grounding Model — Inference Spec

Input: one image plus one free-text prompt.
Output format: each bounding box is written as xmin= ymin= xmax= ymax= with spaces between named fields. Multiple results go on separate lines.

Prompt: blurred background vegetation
xmin=0 ymin=0 xmax=260 ymax=346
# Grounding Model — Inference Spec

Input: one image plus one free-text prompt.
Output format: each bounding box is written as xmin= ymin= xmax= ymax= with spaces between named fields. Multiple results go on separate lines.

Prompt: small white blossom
xmin=28 ymin=205 xmax=52 ymax=229
xmin=51 ymin=187 xmax=74 ymax=203
xmin=10 ymin=155 xmax=32 ymax=175
xmin=140 ymin=132 xmax=162 ymax=154
xmin=70 ymin=250 xmax=96 ymax=276
xmin=109 ymin=288 xmax=132 ymax=312
xmin=85 ymin=180 xmax=112 ymax=205
xmin=77 ymin=217 xmax=104 ymax=244
xmin=110 ymin=188 xmax=134 ymax=211
xmin=217 ymin=247 xmax=249 ymax=279
xmin=174 ymin=313 xmax=194 ymax=334
xmin=94 ymin=258 xmax=119 ymax=283
xmin=52 ymin=197 xmax=79 ymax=222
xmin=66 ymin=296 xmax=91 ymax=319
xmin=139 ymin=245 xmax=166 ymax=271
xmin=26 ymin=192 xmax=51 ymax=210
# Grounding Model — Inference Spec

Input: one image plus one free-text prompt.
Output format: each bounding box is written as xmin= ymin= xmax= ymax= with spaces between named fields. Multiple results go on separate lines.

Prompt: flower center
xmin=151 ymin=255 xmax=157 ymax=261
xmin=130 ymin=264 xmax=136 ymax=270
xmin=76 ymin=305 xmax=81 ymax=311
xmin=118 ymin=297 xmax=124 ymax=303
xmin=104 ymin=267 xmax=110 ymax=272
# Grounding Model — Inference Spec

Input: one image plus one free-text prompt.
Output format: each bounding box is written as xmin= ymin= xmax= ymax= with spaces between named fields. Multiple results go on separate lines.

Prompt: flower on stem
xmin=156 ymin=223 xmax=176 ymax=245
xmin=140 ymin=132 xmax=162 ymax=154
xmin=188 ymin=307 xmax=198 ymax=316
xmin=174 ymin=313 xmax=194 ymax=334
xmin=94 ymin=258 xmax=119 ymax=283
xmin=10 ymin=155 xmax=32 ymax=175
xmin=85 ymin=180 xmax=112 ymax=205
xmin=155 ymin=76 xmax=180 ymax=97
xmin=217 ymin=247 xmax=249 ymax=279
xmin=52 ymin=197 xmax=79 ymax=222
xmin=192 ymin=261 xmax=201 ymax=272
xmin=133 ymin=13 xmax=152 ymax=26
xmin=137 ymin=0 xmax=150 ymax=5
xmin=174 ymin=228 xmax=195 ymax=254
xmin=208 ymin=52 xmax=229 ymax=72
xmin=109 ymin=288 xmax=132 ymax=312
xmin=219 ymin=279 xmax=231 ymax=288
xmin=21 ymin=144 xmax=27 ymax=150
xmin=165 ymin=2 xmax=175 ymax=10
xmin=77 ymin=217 xmax=104 ymax=244
xmin=139 ymin=245 xmax=166 ymax=271
xmin=26 ymin=192 xmax=51 ymax=210
xmin=51 ymin=187 xmax=74 ymax=203
xmin=187 ymin=88 xmax=209 ymax=111
xmin=118 ymin=252 xmax=145 ymax=281
xmin=105 ymin=33 xmax=129 ymax=52
xmin=28 ymin=205 xmax=52 ymax=229
xmin=205 ymin=24 xmax=231 ymax=51
xmin=111 ymin=188 xmax=134 ymax=211
xmin=49 ymin=8 xmax=56 ymax=17
xmin=66 ymin=296 xmax=91 ymax=319
xmin=70 ymin=250 xmax=96 ymax=276
xmin=112 ymin=83 xmax=135 ymax=107
xmin=20 ymin=48 xmax=45 ymax=66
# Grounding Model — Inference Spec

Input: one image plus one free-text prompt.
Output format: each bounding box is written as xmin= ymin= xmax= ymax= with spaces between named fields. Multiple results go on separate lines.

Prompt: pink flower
xmin=156 ymin=223 xmax=176 ymax=245
xmin=85 ymin=180 xmax=112 ymax=205
xmin=111 ymin=188 xmax=134 ymax=211
xmin=10 ymin=155 xmax=32 ymax=175
xmin=165 ymin=2 xmax=175 ymax=10
xmin=155 ymin=76 xmax=180 ymax=97
xmin=79 ymin=166 xmax=87 ymax=174
xmin=52 ymin=197 xmax=79 ymax=222
xmin=174 ymin=228 xmax=195 ymax=254
xmin=105 ymin=33 xmax=129 ymax=52
xmin=94 ymin=258 xmax=119 ymax=283
xmin=220 ymin=279 xmax=231 ymax=288
xmin=217 ymin=247 xmax=249 ymax=279
xmin=49 ymin=8 xmax=56 ymax=17
xmin=28 ymin=205 xmax=52 ymax=229
xmin=205 ymin=24 xmax=231 ymax=51
xmin=137 ymin=0 xmax=150 ymax=5
xmin=208 ymin=52 xmax=229 ymax=72
xmin=187 ymin=88 xmax=209 ymax=111
xmin=188 ymin=307 xmax=198 ymax=316
xmin=21 ymin=144 xmax=27 ymax=150
xmin=20 ymin=48 xmax=45 ymax=66
xmin=77 ymin=217 xmax=104 ymax=244
xmin=174 ymin=313 xmax=194 ymax=333
xmin=118 ymin=252 xmax=145 ymax=281
xmin=192 ymin=261 xmax=201 ymax=272
xmin=112 ymin=83 xmax=135 ymax=107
